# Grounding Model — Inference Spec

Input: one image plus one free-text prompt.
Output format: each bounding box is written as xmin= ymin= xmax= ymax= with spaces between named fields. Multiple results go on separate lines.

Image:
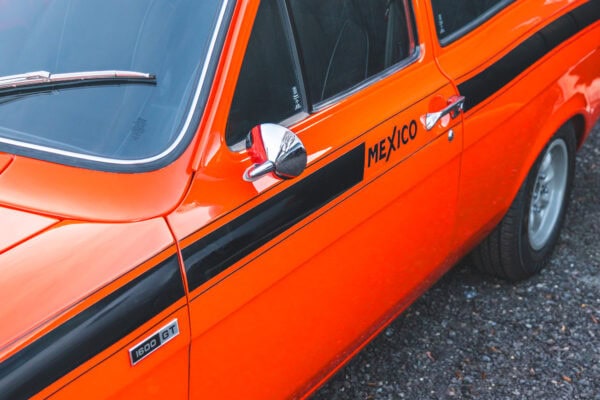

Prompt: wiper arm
xmin=0 ymin=70 xmax=156 ymax=94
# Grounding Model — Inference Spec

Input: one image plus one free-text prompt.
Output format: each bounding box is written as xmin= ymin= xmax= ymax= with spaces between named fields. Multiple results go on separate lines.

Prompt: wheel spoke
xmin=542 ymin=163 xmax=555 ymax=184
xmin=540 ymin=152 xmax=552 ymax=174
xmin=539 ymin=193 xmax=550 ymax=209
xmin=528 ymin=138 xmax=569 ymax=251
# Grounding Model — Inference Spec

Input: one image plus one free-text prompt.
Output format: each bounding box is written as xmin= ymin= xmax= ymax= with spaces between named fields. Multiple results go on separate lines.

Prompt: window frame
xmin=290 ymin=0 xmax=420 ymax=111
xmin=225 ymin=0 xmax=309 ymax=149
xmin=434 ymin=0 xmax=515 ymax=47
xmin=225 ymin=0 xmax=421 ymax=149
xmin=0 ymin=0 xmax=235 ymax=173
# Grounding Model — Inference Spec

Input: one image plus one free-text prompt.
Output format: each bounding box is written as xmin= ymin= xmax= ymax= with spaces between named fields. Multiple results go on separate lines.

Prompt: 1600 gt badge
xmin=129 ymin=319 xmax=180 ymax=366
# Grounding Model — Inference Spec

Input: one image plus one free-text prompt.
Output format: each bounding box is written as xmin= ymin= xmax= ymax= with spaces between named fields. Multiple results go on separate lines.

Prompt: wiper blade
xmin=0 ymin=70 xmax=156 ymax=93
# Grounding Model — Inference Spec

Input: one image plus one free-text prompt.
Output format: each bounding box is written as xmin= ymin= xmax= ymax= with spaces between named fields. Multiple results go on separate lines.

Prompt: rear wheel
xmin=471 ymin=122 xmax=576 ymax=281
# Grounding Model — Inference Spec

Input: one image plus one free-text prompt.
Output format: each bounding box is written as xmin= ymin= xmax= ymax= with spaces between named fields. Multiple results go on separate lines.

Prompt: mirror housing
xmin=244 ymin=124 xmax=307 ymax=182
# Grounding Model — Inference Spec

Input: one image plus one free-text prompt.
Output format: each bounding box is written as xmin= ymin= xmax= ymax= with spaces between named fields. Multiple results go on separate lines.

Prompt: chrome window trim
xmin=280 ymin=111 xmax=310 ymax=128
xmin=311 ymin=0 xmax=420 ymax=112
xmin=312 ymin=47 xmax=421 ymax=113
xmin=226 ymin=45 xmax=421 ymax=150
xmin=0 ymin=0 xmax=230 ymax=168
xmin=227 ymin=0 xmax=420 ymax=148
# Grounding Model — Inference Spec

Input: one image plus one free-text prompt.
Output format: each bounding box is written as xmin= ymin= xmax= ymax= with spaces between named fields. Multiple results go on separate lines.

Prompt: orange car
xmin=0 ymin=0 xmax=598 ymax=398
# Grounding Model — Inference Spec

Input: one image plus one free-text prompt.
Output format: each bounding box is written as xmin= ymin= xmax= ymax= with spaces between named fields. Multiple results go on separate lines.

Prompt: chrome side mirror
xmin=243 ymin=124 xmax=307 ymax=182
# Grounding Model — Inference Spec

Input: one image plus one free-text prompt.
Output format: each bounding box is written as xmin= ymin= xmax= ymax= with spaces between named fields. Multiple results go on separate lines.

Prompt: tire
xmin=471 ymin=122 xmax=577 ymax=281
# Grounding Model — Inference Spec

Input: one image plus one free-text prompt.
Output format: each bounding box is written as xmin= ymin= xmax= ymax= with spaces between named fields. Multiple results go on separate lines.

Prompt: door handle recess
xmin=422 ymin=96 xmax=465 ymax=131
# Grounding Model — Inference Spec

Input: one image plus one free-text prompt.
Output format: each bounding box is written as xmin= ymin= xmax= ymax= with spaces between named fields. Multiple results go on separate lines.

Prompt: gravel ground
xmin=312 ymin=122 xmax=600 ymax=400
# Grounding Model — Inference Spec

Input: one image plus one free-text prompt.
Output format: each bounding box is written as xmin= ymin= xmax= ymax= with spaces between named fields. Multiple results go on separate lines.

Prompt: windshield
xmin=0 ymin=0 xmax=228 ymax=170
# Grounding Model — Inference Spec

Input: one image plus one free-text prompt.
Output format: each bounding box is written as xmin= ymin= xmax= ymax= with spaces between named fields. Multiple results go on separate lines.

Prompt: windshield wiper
xmin=0 ymin=70 xmax=156 ymax=95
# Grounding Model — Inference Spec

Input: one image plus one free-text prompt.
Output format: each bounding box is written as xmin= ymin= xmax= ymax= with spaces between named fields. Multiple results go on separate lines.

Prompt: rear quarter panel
xmin=429 ymin=0 xmax=600 ymax=256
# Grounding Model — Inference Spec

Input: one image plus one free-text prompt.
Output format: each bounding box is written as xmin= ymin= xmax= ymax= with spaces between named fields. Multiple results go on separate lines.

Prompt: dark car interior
xmin=226 ymin=0 xmax=414 ymax=146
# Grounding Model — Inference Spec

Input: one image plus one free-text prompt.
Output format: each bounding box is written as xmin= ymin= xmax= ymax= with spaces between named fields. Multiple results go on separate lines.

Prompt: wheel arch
xmin=516 ymin=94 xmax=588 ymax=199
xmin=571 ymin=113 xmax=587 ymax=149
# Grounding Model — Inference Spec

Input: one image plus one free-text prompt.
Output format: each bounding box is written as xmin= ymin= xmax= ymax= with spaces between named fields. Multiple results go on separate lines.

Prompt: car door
xmin=167 ymin=0 xmax=463 ymax=398
xmin=426 ymin=0 xmax=599 ymax=254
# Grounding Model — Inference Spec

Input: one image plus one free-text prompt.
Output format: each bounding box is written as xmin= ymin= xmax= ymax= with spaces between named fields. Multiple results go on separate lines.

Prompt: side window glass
xmin=288 ymin=0 xmax=416 ymax=103
xmin=431 ymin=0 xmax=513 ymax=44
xmin=226 ymin=0 xmax=304 ymax=147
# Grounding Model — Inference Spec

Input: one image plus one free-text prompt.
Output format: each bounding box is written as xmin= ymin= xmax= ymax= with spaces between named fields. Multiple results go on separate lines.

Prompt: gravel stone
xmin=312 ymin=122 xmax=600 ymax=400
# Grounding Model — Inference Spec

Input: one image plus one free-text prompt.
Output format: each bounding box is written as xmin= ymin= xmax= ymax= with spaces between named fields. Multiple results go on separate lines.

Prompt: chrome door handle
xmin=422 ymin=96 xmax=465 ymax=131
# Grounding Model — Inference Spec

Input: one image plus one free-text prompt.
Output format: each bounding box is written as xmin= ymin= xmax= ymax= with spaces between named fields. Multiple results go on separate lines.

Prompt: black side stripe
xmin=0 ymin=255 xmax=185 ymax=400
xmin=459 ymin=0 xmax=600 ymax=112
xmin=183 ymin=144 xmax=365 ymax=292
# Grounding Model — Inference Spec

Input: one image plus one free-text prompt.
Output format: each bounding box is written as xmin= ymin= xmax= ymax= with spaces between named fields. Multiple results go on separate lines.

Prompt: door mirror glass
xmin=244 ymin=124 xmax=307 ymax=181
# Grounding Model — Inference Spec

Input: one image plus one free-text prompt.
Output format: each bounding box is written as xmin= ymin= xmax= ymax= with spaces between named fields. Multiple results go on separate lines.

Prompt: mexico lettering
xmin=367 ymin=120 xmax=418 ymax=167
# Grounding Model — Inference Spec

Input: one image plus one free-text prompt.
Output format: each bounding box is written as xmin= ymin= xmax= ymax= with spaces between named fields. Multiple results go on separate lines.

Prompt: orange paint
xmin=0 ymin=0 xmax=598 ymax=398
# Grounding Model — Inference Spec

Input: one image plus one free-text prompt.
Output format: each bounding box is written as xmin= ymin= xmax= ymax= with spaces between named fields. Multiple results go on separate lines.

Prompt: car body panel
xmin=0 ymin=153 xmax=12 ymax=174
xmin=0 ymin=151 xmax=197 ymax=222
xmin=42 ymin=307 xmax=190 ymax=400
xmin=184 ymin=129 xmax=462 ymax=398
xmin=167 ymin=1 xmax=464 ymax=397
xmin=429 ymin=0 xmax=600 ymax=256
xmin=0 ymin=0 xmax=598 ymax=398
xmin=0 ymin=205 xmax=58 ymax=253
xmin=0 ymin=220 xmax=188 ymax=399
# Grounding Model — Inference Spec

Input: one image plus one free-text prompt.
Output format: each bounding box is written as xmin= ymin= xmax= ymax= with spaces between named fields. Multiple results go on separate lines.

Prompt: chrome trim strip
xmin=0 ymin=0 xmax=230 ymax=167
xmin=312 ymin=47 xmax=421 ymax=113
xmin=312 ymin=0 xmax=420 ymax=112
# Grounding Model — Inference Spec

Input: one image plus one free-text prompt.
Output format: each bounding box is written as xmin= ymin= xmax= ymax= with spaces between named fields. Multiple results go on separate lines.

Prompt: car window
xmin=225 ymin=0 xmax=305 ymax=147
xmin=0 ymin=0 xmax=228 ymax=170
xmin=226 ymin=0 xmax=417 ymax=147
xmin=431 ymin=0 xmax=513 ymax=45
xmin=289 ymin=0 xmax=416 ymax=104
